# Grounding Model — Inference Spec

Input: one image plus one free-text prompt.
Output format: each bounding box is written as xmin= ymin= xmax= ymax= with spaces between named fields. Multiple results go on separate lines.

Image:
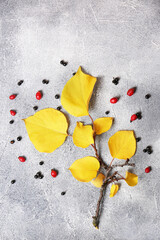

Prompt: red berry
xmin=18 ymin=156 xmax=26 ymax=162
xmin=10 ymin=110 xmax=16 ymax=116
xmin=127 ymin=88 xmax=135 ymax=96
xmin=110 ymin=97 xmax=118 ymax=104
xmin=9 ymin=94 xmax=16 ymax=100
xmin=130 ymin=114 xmax=137 ymax=122
xmin=36 ymin=91 xmax=42 ymax=100
xmin=51 ymin=169 xmax=58 ymax=178
xmin=145 ymin=166 xmax=151 ymax=173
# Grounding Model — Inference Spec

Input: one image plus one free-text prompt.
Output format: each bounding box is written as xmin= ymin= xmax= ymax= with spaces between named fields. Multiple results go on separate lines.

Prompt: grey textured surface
xmin=0 ymin=0 xmax=160 ymax=239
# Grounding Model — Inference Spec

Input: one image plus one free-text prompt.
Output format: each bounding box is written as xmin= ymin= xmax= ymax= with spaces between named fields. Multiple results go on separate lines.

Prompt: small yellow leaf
xmin=94 ymin=117 xmax=113 ymax=135
xmin=125 ymin=171 xmax=138 ymax=186
xmin=108 ymin=130 xmax=136 ymax=160
xmin=109 ymin=184 xmax=119 ymax=197
xmin=69 ymin=157 xmax=100 ymax=182
xmin=23 ymin=108 xmax=68 ymax=153
xmin=91 ymin=173 xmax=105 ymax=188
xmin=73 ymin=122 xmax=94 ymax=148
xmin=61 ymin=66 xmax=97 ymax=117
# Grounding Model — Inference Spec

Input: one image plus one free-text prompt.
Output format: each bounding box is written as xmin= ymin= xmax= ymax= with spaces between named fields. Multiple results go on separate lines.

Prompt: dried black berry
xmin=34 ymin=174 xmax=39 ymax=179
xmin=105 ymin=111 xmax=110 ymax=115
xmin=9 ymin=120 xmax=14 ymax=124
xmin=55 ymin=94 xmax=60 ymax=99
xmin=145 ymin=94 xmax=151 ymax=99
xmin=61 ymin=191 xmax=66 ymax=196
xmin=42 ymin=79 xmax=47 ymax=84
xmin=60 ymin=60 xmax=68 ymax=66
xmin=17 ymin=80 xmax=24 ymax=86
xmin=73 ymin=72 xmax=76 ymax=76
xmin=146 ymin=146 xmax=151 ymax=151
xmin=33 ymin=106 xmax=38 ymax=111
xmin=147 ymin=149 xmax=153 ymax=154
xmin=39 ymin=174 xmax=44 ymax=179
xmin=36 ymin=171 xmax=41 ymax=177
xmin=39 ymin=161 xmax=44 ymax=165
xmin=136 ymin=137 xmax=141 ymax=142
xmin=17 ymin=136 xmax=22 ymax=141
xmin=143 ymin=149 xmax=147 ymax=153
xmin=45 ymin=80 xmax=49 ymax=84
xmin=11 ymin=180 xmax=16 ymax=184
xmin=57 ymin=106 xmax=62 ymax=111
xmin=10 ymin=140 xmax=15 ymax=144
xmin=112 ymin=77 xmax=120 ymax=85
xmin=136 ymin=112 xmax=142 ymax=120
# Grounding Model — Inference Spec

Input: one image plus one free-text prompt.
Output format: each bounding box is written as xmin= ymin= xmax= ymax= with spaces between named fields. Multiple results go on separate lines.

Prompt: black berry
xmin=39 ymin=174 xmax=44 ymax=179
xmin=146 ymin=146 xmax=152 ymax=151
xmin=61 ymin=191 xmax=66 ymax=196
xmin=136 ymin=112 xmax=142 ymax=120
xmin=39 ymin=161 xmax=44 ymax=165
xmin=33 ymin=106 xmax=38 ymax=111
xmin=36 ymin=171 xmax=41 ymax=177
xmin=45 ymin=80 xmax=49 ymax=84
xmin=10 ymin=140 xmax=15 ymax=144
xmin=136 ymin=137 xmax=141 ymax=142
xmin=105 ymin=111 xmax=110 ymax=115
xmin=112 ymin=77 xmax=120 ymax=85
xmin=55 ymin=94 xmax=60 ymax=99
xmin=57 ymin=106 xmax=62 ymax=111
xmin=17 ymin=80 xmax=24 ymax=86
xmin=9 ymin=120 xmax=14 ymax=124
xmin=143 ymin=149 xmax=147 ymax=153
xmin=60 ymin=60 xmax=68 ymax=66
xmin=34 ymin=174 xmax=39 ymax=179
xmin=145 ymin=94 xmax=151 ymax=99
xmin=11 ymin=180 xmax=16 ymax=184
xmin=73 ymin=72 xmax=76 ymax=76
xmin=17 ymin=136 xmax=22 ymax=141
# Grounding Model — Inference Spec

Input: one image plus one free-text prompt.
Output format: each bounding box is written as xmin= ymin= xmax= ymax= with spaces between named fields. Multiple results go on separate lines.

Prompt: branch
xmin=112 ymin=159 xmax=135 ymax=168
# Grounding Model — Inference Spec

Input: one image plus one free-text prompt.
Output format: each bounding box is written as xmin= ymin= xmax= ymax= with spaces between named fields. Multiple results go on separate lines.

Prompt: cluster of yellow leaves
xmin=23 ymin=66 xmax=138 ymax=196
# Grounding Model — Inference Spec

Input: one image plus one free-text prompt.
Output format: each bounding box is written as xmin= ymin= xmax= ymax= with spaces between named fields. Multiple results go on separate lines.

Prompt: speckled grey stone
xmin=0 ymin=0 xmax=160 ymax=240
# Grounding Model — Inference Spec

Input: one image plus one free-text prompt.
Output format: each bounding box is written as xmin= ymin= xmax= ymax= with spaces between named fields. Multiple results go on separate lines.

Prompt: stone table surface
xmin=0 ymin=0 xmax=160 ymax=239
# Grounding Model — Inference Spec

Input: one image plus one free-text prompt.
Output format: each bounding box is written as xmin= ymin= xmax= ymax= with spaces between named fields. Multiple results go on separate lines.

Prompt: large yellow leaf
xmin=108 ymin=130 xmax=136 ymax=160
xmin=61 ymin=66 xmax=97 ymax=117
xmin=23 ymin=108 xmax=68 ymax=153
xmin=109 ymin=184 xmax=119 ymax=197
xmin=73 ymin=122 xmax=94 ymax=148
xmin=91 ymin=173 xmax=105 ymax=188
xmin=125 ymin=171 xmax=138 ymax=187
xmin=69 ymin=157 xmax=100 ymax=182
xmin=94 ymin=117 xmax=113 ymax=135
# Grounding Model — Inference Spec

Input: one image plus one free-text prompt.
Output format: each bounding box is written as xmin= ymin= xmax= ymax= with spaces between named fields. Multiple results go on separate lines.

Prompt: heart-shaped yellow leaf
xmin=108 ymin=130 xmax=136 ymax=160
xmin=125 ymin=171 xmax=138 ymax=186
xmin=94 ymin=117 xmax=113 ymax=135
xmin=109 ymin=184 xmax=119 ymax=197
xmin=91 ymin=173 xmax=105 ymax=188
xmin=73 ymin=122 xmax=94 ymax=148
xmin=23 ymin=108 xmax=68 ymax=153
xmin=61 ymin=66 xmax=97 ymax=117
xmin=69 ymin=157 xmax=100 ymax=182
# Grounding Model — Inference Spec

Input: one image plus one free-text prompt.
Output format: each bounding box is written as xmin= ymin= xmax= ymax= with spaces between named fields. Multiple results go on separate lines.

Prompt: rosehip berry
xmin=36 ymin=91 xmax=42 ymax=100
xmin=110 ymin=97 xmax=118 ymax=104
xmin=130 ymin=114 xmax=137 ymax=122
xmin=18 ymin=156 xmax=26 ymax=162
xmin=51 ymin=169 xmax=58 ymax=178
xmin=9 ymin=94 xmax=16 ymax=100
xmin=145 ymin=166 xmax=151 ymax=173
xmin=10 ymin=110 xmax=16 ymax=116
xmin=127 ymin=88 xmax=135 ymax=96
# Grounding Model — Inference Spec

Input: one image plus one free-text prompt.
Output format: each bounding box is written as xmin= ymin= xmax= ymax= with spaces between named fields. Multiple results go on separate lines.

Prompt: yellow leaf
xmin=61 ymin=66 xmax=97 ymax=117
xmin=109 ymin=184 xmax=119 ymax=197
xmin=94 ymin=117 xmax=113 ymax=135
xmin=125 ymin=171 xmax=138 ymax=186
xmin=91 ymin=173 xmax=105 ymax=188
xmin=69 ymin=157 xmax=100 ymax=182
xmin=73 ymin=122 xmax=94 ymax=148
xmin=108 ymin=130 xmax=136 ymax=160
xmin=23 ymin=108 xmax=68 ymax=153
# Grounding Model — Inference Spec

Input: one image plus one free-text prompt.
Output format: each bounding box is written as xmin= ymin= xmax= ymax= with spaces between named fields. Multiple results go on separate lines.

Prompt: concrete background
xmin=0 ymin=0 xmax=160 ymax=239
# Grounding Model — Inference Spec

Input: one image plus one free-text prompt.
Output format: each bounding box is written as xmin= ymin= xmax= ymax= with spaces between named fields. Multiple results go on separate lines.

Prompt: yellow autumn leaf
xmin=23 ymin=108 xmax=68 ymax=153
xmin=91 ymin=173 xmax=105 ymax=188
xmin=125 ymin=171 xmax=138 ymax=186
xmin=61 ymin=66 xmax=97 ymax=117
xmin=94 ymin=117 xmax=113 ymax=135
xmin=109 ymin=184 xmax=119 ymax=197
xmin=73 ymin=122 xmax=94 ymax=148
xmin=69 ymin=157 xmax=100 ymax=182
xmin=108 ymin=130 xmax=136 ymax=160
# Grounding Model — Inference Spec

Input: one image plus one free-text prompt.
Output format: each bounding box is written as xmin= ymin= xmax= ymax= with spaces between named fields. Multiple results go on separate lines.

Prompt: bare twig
xmin=112 ymin=159 xmax=135 ymax=168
